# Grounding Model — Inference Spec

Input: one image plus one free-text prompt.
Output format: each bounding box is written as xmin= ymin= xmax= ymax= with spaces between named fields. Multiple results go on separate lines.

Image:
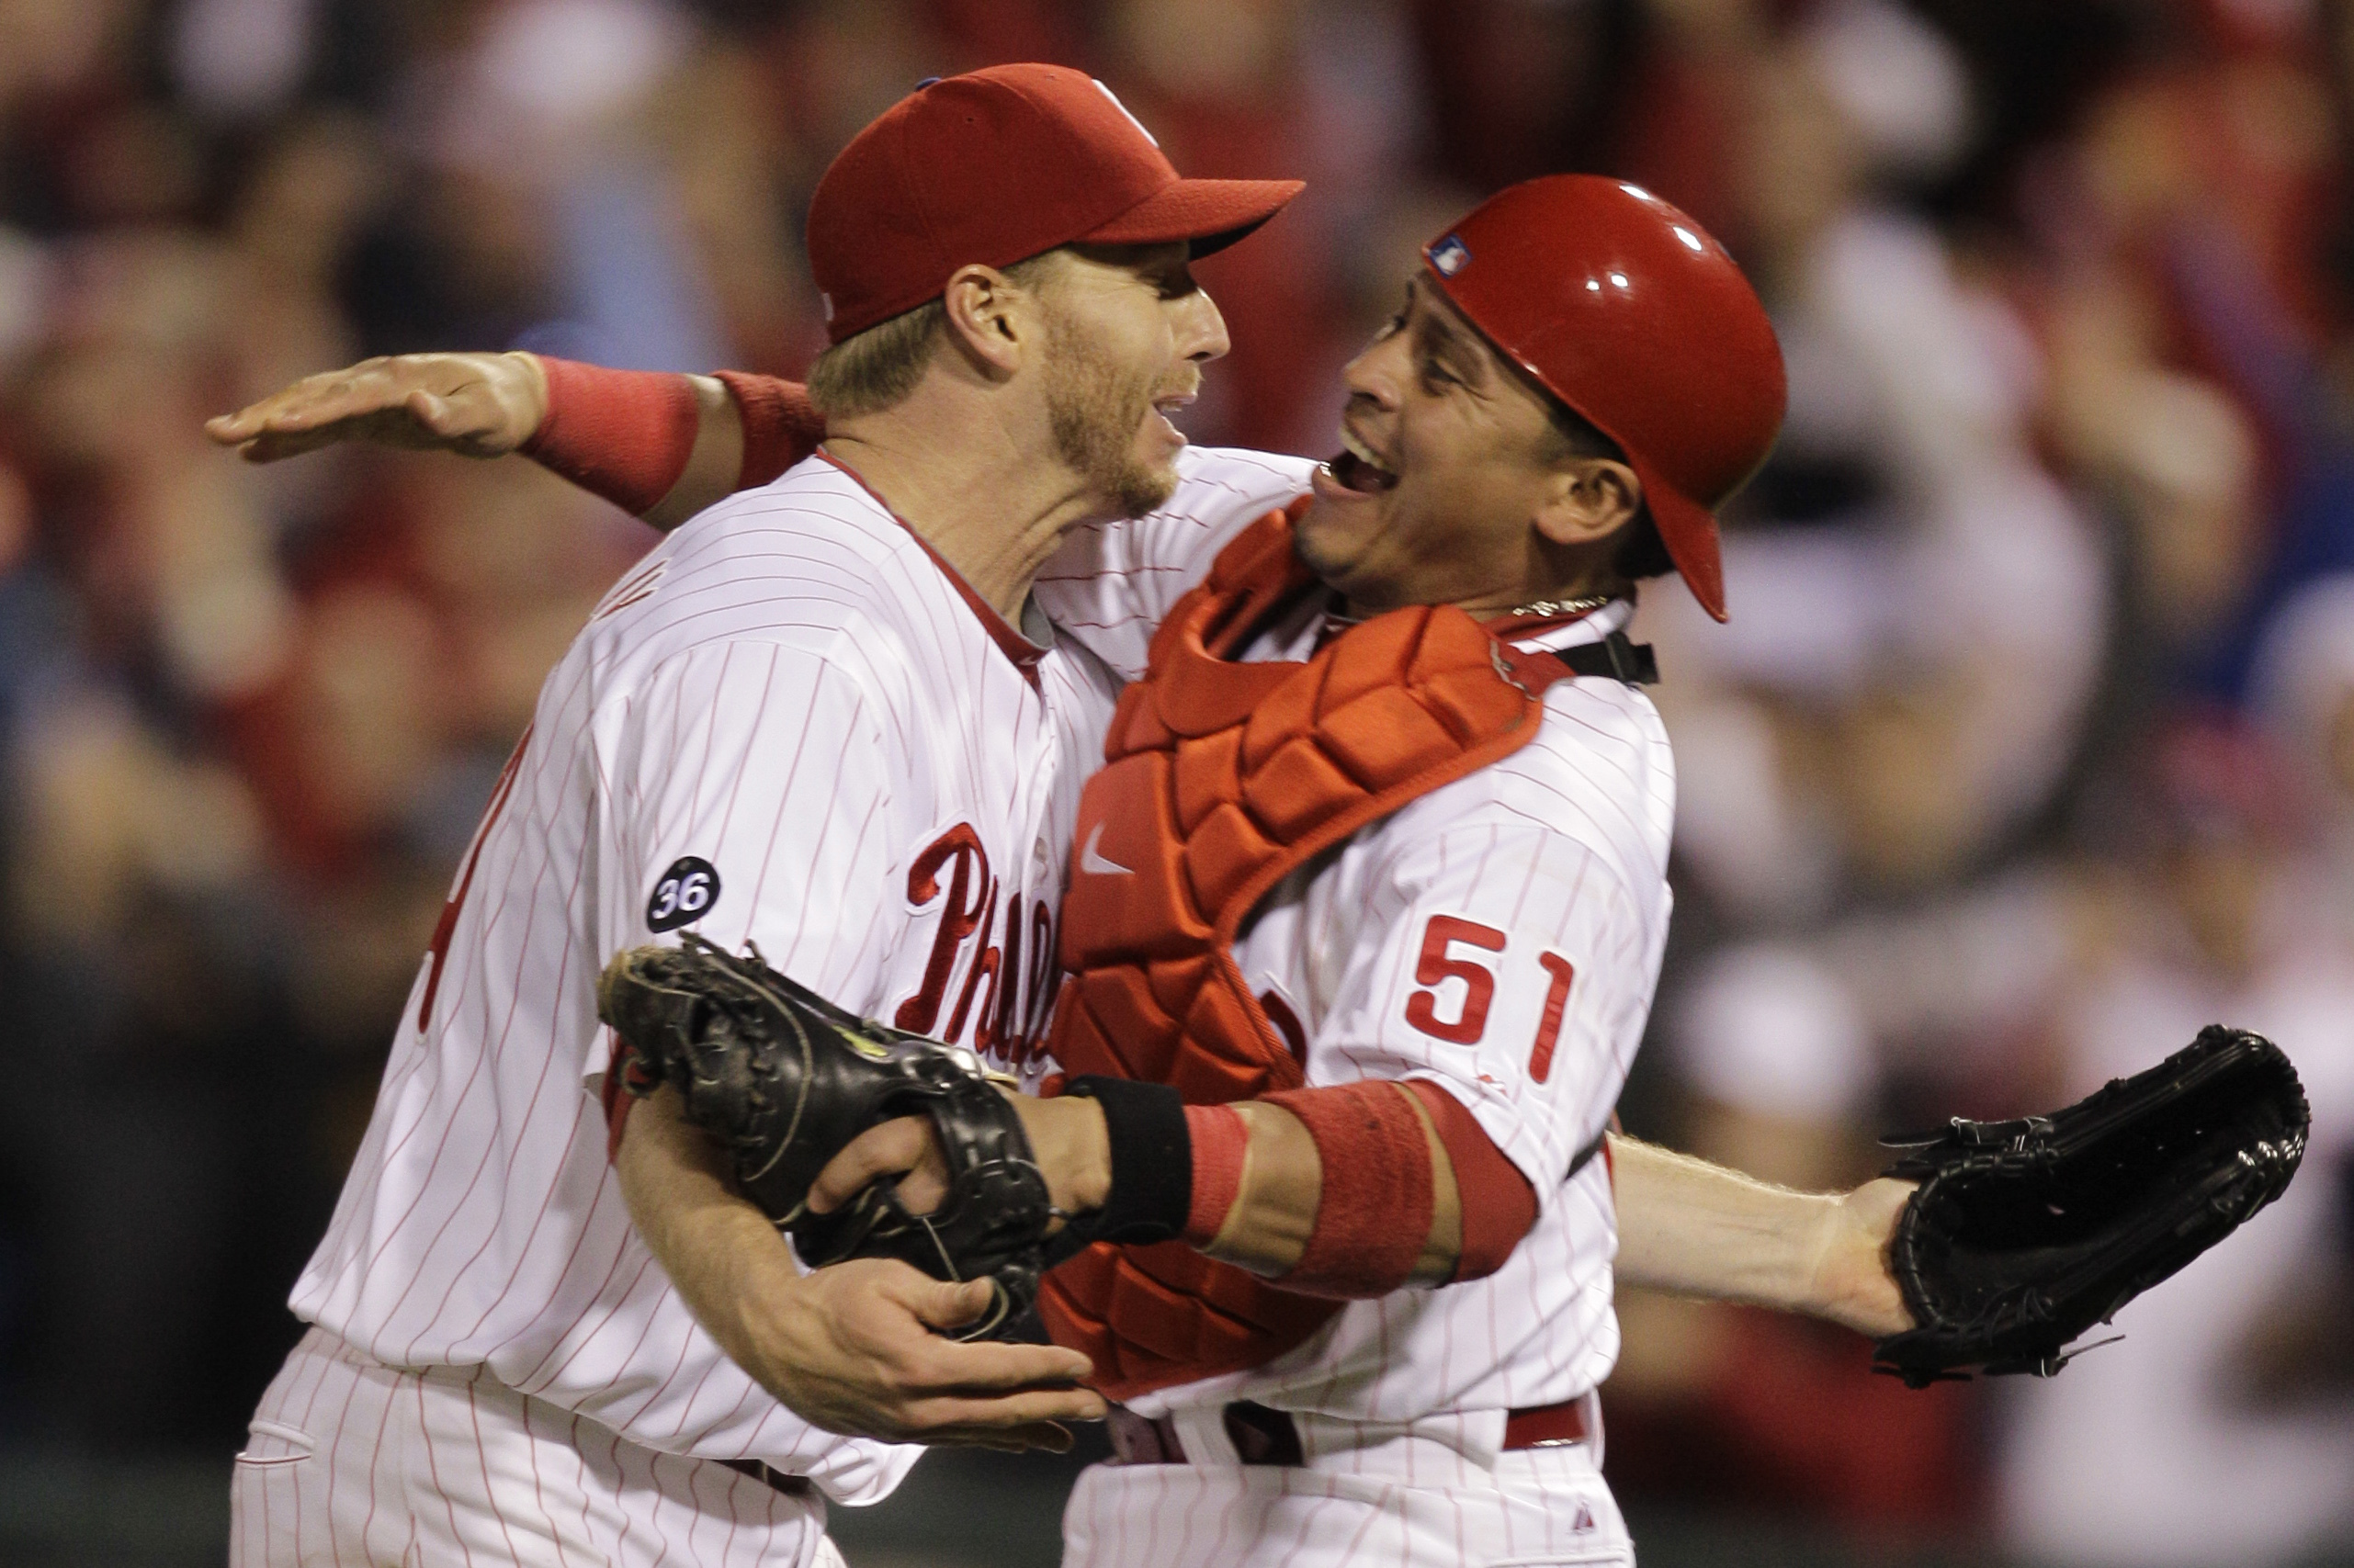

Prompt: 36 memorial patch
xmin=648 ymin=857 xmax=720 ymax=932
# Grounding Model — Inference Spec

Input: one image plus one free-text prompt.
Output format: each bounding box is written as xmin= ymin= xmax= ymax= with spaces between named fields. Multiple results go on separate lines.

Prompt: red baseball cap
xmin=807 ymin=64 xmax=1303 ymax=343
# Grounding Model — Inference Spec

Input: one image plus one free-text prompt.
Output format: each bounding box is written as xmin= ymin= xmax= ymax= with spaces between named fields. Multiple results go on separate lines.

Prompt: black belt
xmin=719 ymin=1458 xmax=815 ymax=1497
xmin=1105 ymin=1396 xmax=1597 ymax=1467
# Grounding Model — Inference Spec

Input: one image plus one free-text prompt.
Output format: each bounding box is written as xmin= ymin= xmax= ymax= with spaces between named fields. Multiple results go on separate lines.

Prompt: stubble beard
xmin=1289 ymin=514 xmax=1375 ymax=609
xmin=1044 ymin=311 xmax=1180 ymax=520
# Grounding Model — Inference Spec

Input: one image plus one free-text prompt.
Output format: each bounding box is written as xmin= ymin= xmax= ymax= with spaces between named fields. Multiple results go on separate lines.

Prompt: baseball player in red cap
xmin=218 ymin=64 xmax=1306 ymax=1568
xmin=215 ymin=66 xmax=1913 ymax=1568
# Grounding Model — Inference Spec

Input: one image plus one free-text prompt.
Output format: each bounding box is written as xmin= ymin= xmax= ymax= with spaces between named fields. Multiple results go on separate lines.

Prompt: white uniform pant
xmin=231 ymin=1326 xmax=842 ymax=1568
xmin=1061 ymin=1409 xmax=1635 ymax=1568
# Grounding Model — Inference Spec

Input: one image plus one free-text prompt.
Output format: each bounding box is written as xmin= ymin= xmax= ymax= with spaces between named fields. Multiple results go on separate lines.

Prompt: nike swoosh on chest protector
xmin=1079 ymin=822 xmax=1133 ymax=877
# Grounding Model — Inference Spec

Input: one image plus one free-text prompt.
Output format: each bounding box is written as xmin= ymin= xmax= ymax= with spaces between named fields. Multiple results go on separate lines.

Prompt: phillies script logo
xmin=894 ymin=824 xmax=1058 ymax=1063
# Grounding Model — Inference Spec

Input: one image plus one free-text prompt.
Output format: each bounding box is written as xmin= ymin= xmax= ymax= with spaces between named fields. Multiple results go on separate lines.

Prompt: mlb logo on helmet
xmin=1429 ymin=234 xmax=1471 ymax=276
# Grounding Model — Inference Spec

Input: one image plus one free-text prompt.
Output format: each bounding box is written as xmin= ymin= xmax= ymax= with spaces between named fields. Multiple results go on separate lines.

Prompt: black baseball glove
xmin=1872 ymin=1024 xmax=2309 ymax=1387
xmin=597 ymin=935 xmax=1058 ymax=1340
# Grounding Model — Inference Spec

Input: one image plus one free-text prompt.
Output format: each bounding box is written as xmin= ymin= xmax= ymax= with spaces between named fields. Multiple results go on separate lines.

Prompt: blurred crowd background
xmin=1 ymin=0 xmax=2351 ymax=1563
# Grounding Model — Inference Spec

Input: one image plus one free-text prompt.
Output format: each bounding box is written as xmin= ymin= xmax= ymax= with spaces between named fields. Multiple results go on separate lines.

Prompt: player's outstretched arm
xmin=615 ymin=1085 xmax=1106 ymax=1451
xmin=1606 ymin=1133 xmax=1915 ymax=1339
xmin=206 ymin=354 xmax=802 ymax=530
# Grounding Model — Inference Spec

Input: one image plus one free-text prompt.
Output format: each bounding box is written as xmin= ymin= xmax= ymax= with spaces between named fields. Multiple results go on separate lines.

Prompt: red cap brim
xmin=1081 ymin=177 xmax=1304 ymax=255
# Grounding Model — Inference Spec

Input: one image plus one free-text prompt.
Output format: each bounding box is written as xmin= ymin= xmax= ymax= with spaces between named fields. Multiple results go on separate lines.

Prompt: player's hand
xmin=615 ymin=1083 xmax=1100 ymax=1451
xmin=204 ymin=351 xmax=550 ymax=463
xmin=742 ymin=1257 xmax=1105 ymax=1451
xmin=809 ymin=1114 xmax=953 ymax=1214
xmin=808 ymin=1097 xmax=1111 ymax=1224
xmin=1804 ymin=1176 xmax=1917 ymax=1338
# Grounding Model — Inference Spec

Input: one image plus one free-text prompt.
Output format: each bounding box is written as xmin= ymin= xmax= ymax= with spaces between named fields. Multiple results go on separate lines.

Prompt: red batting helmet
xmin=1421 ymin=176 xmax=1785 ymax=622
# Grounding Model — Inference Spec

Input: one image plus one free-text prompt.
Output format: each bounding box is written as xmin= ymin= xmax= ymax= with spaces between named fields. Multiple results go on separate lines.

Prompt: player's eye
xmin=1419 ymin=355 xmax=1458 ymax=389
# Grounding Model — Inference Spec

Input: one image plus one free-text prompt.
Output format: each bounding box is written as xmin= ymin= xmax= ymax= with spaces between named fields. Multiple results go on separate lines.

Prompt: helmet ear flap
xmin=1423 ymin=176 xmax=1787 ymax=622
xmin=1613 ymin=512 xmax=1676 ymax=583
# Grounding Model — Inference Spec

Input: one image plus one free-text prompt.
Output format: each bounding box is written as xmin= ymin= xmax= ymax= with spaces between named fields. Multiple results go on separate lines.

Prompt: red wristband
xmin=714 ymin=371 xmax=826 ymax=489
xmin=1182 ymin=1103 xmax=1249 ymax=1247
xmin=520 ymin=357 xmax=701 ymax=516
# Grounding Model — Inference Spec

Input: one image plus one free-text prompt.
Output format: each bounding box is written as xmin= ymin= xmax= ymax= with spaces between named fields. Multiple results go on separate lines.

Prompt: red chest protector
xmin=1035 ymin=502 xmax=1581 ymax=1401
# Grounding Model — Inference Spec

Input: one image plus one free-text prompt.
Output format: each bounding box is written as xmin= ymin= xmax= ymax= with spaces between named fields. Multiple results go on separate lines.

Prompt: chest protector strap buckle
xmin=1550 ymin=629 xmax=1658 ymax=685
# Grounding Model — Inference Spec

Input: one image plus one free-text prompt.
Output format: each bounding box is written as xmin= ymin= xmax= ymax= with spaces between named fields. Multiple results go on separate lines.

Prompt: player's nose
xmin=1341 ymin=329 xmax=1406 ymax=412
xmin=1179 ymin=287 xmax=1230 ymax=364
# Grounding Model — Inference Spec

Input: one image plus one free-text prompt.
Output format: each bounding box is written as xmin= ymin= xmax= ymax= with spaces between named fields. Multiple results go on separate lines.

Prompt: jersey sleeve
xmin=1309 ymin=818 xmax=1653 ymax=1203
xmin=1031 ymin=446 xmax=1317 ymax=681
xmin=590 ymin=637 xmax=902 ymax=1082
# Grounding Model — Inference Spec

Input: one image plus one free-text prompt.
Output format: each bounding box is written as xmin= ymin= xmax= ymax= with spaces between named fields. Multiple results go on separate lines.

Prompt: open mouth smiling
xmin=1326 ymin=427 xmax=1399 ymax=493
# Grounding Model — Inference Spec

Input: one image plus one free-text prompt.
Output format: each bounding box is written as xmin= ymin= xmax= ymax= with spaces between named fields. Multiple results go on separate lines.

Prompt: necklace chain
xmin=1320 ymin=591 xmax=1615 ymax=633
xmin=1501 ymin=593 xmax=1613 ymax=619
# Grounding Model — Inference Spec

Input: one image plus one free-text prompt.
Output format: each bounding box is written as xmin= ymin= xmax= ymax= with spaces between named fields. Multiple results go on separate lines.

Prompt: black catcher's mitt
xmin=597 ymin=935 xmax=1058 ymax=1340
xmin=1873 ymin=1024 xmax=2309 ymax=1387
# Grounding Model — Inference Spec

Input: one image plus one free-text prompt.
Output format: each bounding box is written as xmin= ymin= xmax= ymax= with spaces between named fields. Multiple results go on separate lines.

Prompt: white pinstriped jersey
xmin=1036 ymin=446 xmax=1673 ymax=1427
xmin=1148 ymin=597 xmax=1667 ymax=1424
xmin=287 ymin=453 xmax=1137 ymax=1501
xmin=1031 ymin=446 xmax=1321 ymax=681
xmin=234 ymin=1327 xmax=847 ymax=1568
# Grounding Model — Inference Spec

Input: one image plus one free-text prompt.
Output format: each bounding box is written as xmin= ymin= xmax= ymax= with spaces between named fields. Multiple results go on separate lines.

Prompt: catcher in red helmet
xmin=214 ymin=160 xmax=1901 ymax=1567
xmin=1310 ymin=175 xmax=1784 ymax=623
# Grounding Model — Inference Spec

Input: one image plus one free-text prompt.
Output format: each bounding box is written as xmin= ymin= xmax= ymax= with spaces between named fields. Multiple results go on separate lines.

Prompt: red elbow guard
xmin=1400 ymin=1080 xmax=1537 ymax=1281
xmin=521 ymin=357 xmax=702 ymax=516
xmin=714 ymin=372 xmax=826 ymax=489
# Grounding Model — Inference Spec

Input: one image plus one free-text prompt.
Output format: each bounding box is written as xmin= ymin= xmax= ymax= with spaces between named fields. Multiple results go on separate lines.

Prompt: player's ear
xmin=941 ymin=264 xmax=1028 ymax=379
xmin=1531 ymin=457 xmax=1641 ymax=548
